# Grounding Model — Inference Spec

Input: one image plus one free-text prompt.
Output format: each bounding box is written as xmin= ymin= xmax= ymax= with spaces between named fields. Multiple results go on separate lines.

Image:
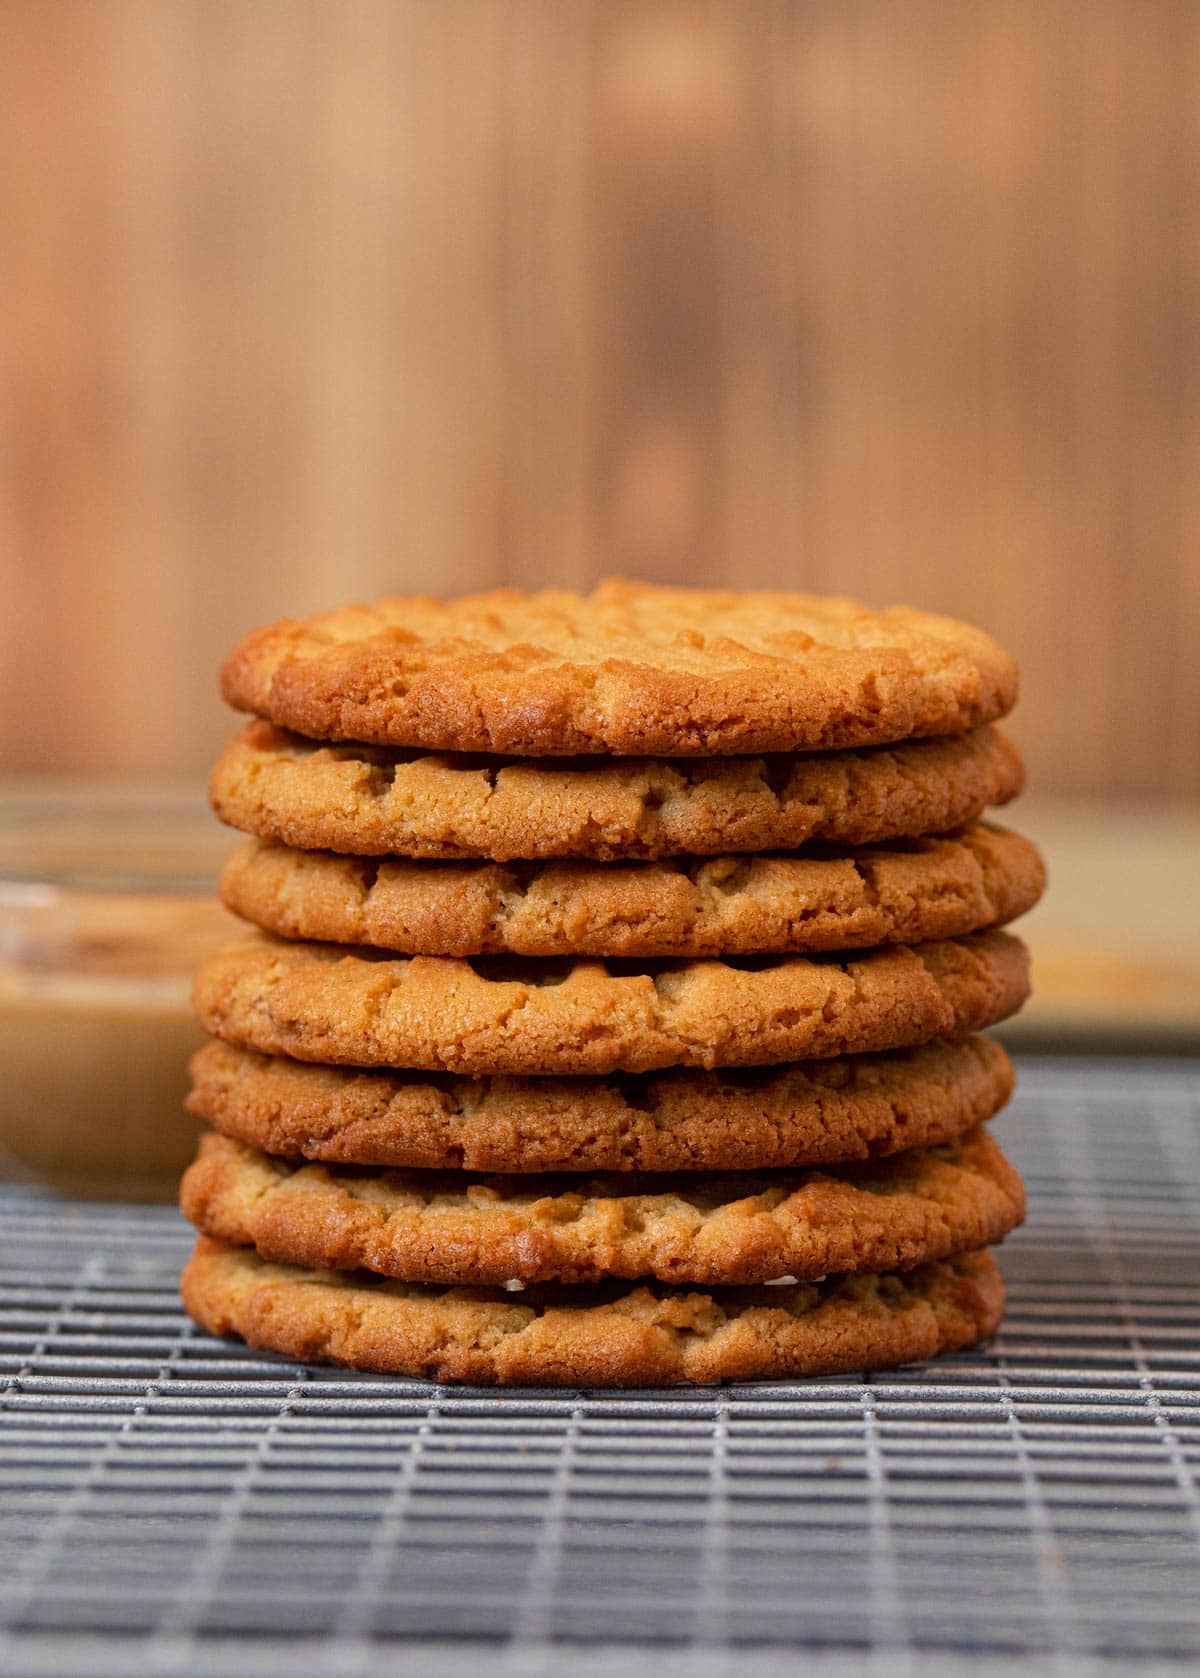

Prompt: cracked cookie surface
xmin=210 ymin=722 xmax=1024 ymax=862
xmin=220 ymin=580 xmax=1018 ymax=757
xmin=181 ymin=1238 xmax=1005 ymax=1386
xmin=192 ymin=930 xmax=1030 ymax=1075
xmin=219 ymin=823 xmax=1044 ymax=958
xmin=187 ymin=1036 xmax=1014 ymax=1173
xmin=181 ymin=1128 xmax=1024 ymax=1287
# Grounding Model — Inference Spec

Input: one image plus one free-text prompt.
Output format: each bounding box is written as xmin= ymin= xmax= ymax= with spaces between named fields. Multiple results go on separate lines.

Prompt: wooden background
xmin=2 ymin=0 xmax=1198 ymax=799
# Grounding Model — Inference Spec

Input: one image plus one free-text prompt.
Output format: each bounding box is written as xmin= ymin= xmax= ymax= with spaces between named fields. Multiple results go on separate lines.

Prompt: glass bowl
xmin=0 ymin=785 xmax=238 ymax=1200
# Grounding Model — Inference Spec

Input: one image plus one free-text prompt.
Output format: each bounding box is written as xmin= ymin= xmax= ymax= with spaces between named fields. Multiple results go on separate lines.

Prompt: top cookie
xmin=221 ymin=580 xmax=1018 ymax=757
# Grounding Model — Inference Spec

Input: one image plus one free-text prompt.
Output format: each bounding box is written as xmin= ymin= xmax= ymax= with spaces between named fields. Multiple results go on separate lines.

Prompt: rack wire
xmin=1 ymin=1056 xmax=1198 ymax=1676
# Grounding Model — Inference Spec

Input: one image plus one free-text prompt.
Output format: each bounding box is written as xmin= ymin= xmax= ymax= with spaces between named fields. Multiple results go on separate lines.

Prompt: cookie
xmin=210 ymin=722 xmax=1024 ymax=863
xmin=193 ymin=930 xmax=1029 ymax=1075
xmin=181 ymin=1127 xmax=1023 ymax=1288
xmin=181 ymin=1238 xmax=1005 ymax=1386
xmin=187 ymin=1035 xmax=1014 ymax=1173
xmin=220 ymin=581 xmax=1018 ymax=757
xmin=219 ymin=823 xmax=1044 ymax=960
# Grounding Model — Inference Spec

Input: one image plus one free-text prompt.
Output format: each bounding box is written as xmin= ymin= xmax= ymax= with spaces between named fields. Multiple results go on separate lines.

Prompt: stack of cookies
xmin=180 ymin=582 xmax=1042 ymax=1388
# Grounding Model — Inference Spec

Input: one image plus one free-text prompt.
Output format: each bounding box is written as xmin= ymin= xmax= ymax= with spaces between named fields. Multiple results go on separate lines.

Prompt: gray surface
xmin=0 ymin=1057 xmax=1198 ymax=1676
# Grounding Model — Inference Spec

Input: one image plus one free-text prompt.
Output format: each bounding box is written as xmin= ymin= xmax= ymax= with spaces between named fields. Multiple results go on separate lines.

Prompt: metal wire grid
xmin=0 ymin=1057 xmax=1197 ymax=1677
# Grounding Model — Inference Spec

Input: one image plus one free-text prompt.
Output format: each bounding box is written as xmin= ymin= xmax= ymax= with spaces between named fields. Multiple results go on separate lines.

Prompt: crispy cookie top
xmin=191 ymin=929 xmax=1030 ymax=1075
xmin=218 ymin=823 xmax=1044 ymax=960
xmin=182 ymin=1239 xmax=1004 ymax=1386
xmin=187 ymin=1036 xmax=1014 ymax=1174
xmin=209 ymin=722 xmax=1025 ymax=862
xmin=181 ymin=1128 xmax=1024 ymax=1288
xmin=220 ymin=581 xmax=1018 ymax=757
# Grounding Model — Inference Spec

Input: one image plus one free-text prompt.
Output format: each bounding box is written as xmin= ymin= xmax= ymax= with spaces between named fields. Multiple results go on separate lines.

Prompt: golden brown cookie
xmin=192 ymin=930 xmax=1030 ymax=1075
xmin=220 ymin=581 xmax=1017 ymax=757
xmin=180 ymin=1128 xmax=1024 ymax=1288
xmin=218 ymin=823 xmax=1044 ymax=959
xmin=187 ymin=1036 xmax=1014 ymax=1173
xmin=181 ymin=1238 xmax=1005 ymax=1386
xmin=210 ymin=722 xmax=1024 ymax=862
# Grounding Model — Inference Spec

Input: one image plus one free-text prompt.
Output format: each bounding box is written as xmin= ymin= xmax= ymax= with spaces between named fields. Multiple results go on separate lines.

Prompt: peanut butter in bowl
xmin=0 ymin=787 xmax=239 ymax=1201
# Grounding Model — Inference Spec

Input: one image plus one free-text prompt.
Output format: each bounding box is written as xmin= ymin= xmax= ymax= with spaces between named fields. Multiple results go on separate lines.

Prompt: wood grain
xmin=2 ymin=0 xmax=1198 ymax=797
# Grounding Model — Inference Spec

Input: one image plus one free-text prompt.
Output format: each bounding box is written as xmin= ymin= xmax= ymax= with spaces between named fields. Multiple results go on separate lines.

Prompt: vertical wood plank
xmin=0 ymin=0 xmax=1196 ymax=798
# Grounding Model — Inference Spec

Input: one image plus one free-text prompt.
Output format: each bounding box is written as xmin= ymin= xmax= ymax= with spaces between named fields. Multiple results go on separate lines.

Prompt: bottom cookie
xmin=181 ymin=1237 xmax=1004 ymax=1387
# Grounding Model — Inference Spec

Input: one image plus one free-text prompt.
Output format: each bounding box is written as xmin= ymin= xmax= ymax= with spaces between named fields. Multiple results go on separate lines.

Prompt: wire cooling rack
xmin=0 ymin=1056 xmax=1198 ymax=1677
